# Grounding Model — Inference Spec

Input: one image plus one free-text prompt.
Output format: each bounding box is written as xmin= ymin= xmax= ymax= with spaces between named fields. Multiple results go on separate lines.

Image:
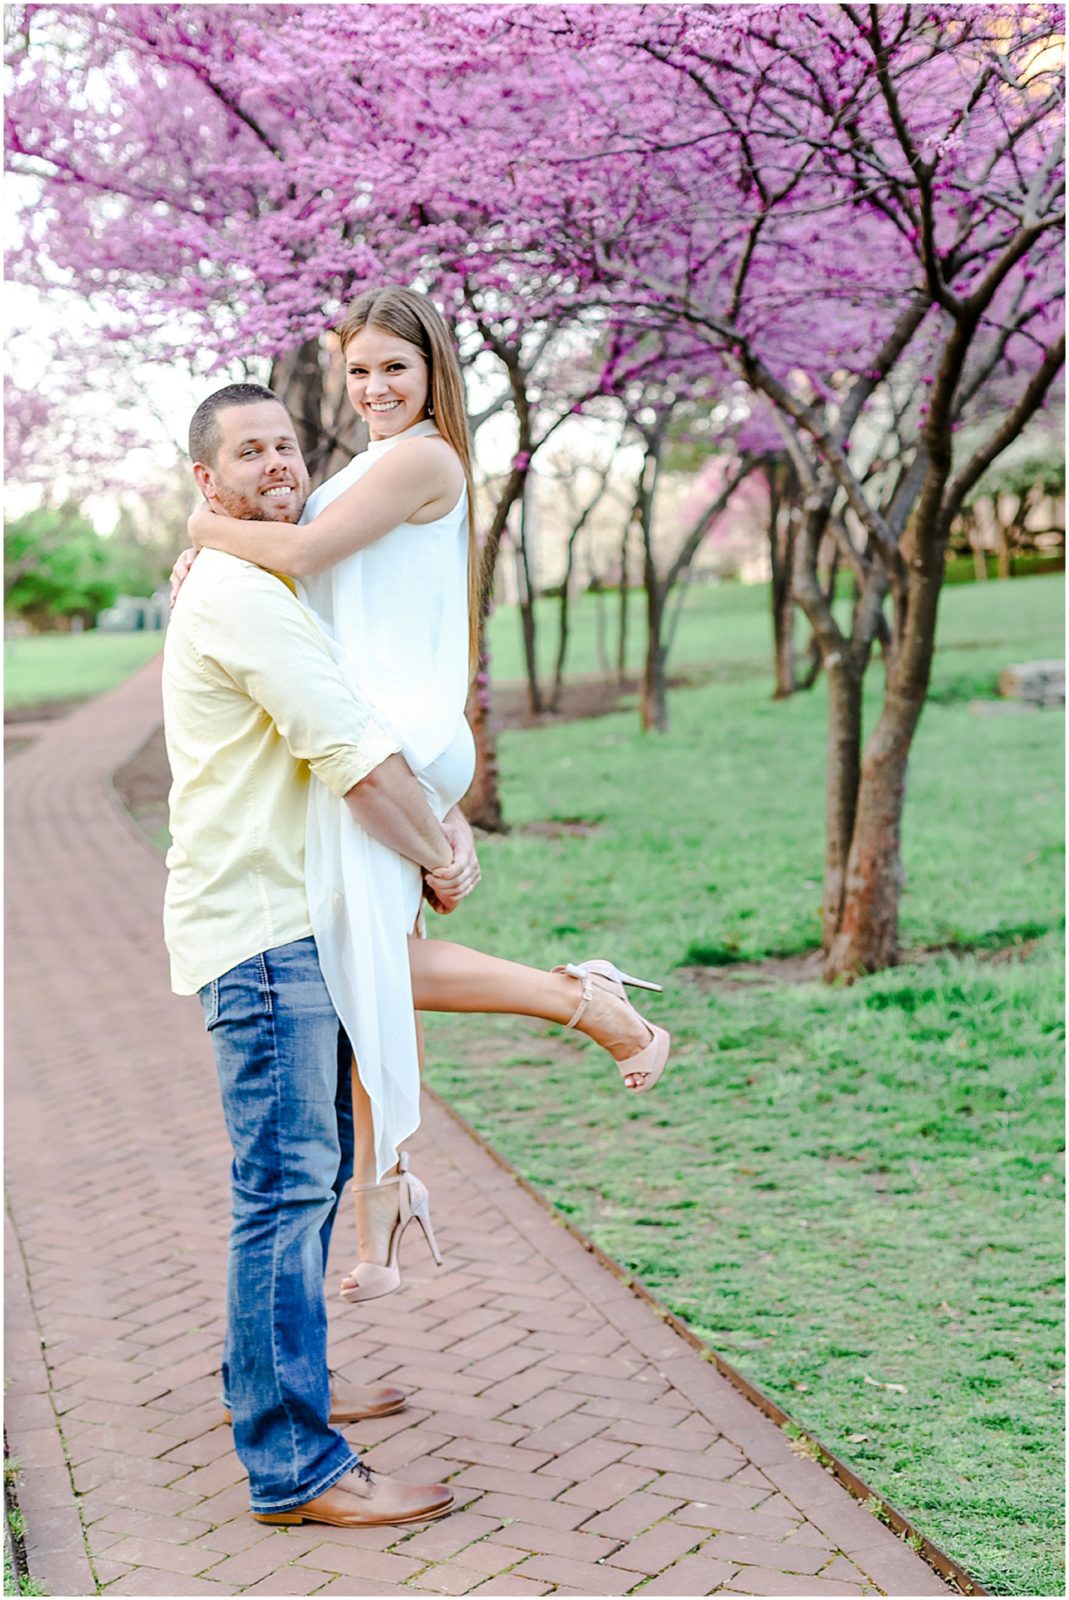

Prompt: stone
xmin=998 ymin=660 xmax=1065 ymax=706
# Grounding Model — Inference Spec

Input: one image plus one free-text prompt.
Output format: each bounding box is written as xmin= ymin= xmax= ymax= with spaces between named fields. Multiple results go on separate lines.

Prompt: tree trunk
xmin=461 ymin=625 xmax=508 ymax=834
xmin=641 ymin=578 xmax=669 ymax=732
xmin=467 ymin=466 xmax=530 ymax=834
xmin=515 ymin=482 xmax=543 ymax=714
xmin=995 ymin=516 xmax=1012 ymax=579
xmin=637 ymin=426 xmax=668 ymax=731
xmin=824 ymin=689 xmax=918 ymax=977
xmin=798 ymin=540 xmax=840 ymax=692
xmin=821 ymin=663 xmax=864 ymax=952
xmin=770 ymin=511 xmax=796 ymax=698
xmin=270 ymin=339 xmax=323 ymax=459
xmin=269 ymin=338 xmax=364 ymax=487
xmin=764 ymin=458 xmax=803 ymax=698
xmin=962 ymin=508 xmax=988 ymax=581
xmin=517 ymin=593 xmax=542 ymax=714
xmin=550 ymin=466 xmax=612 ymax=711
xmin=616 ymin=510 xmax=634 ymax=684
xmin=824 ymin=471 xmax=948 ymax=975
xmin=593 ymin=580 xmax=610 ymax=677
xmin=549 ymin=544 xmax=577 ymax=713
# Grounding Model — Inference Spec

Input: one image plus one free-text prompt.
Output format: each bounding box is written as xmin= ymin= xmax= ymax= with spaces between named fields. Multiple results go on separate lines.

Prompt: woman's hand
xmin=422 ymin=880 xmax=455 ymax=915
xmin=423 ymin=808 xmax=481 ymax=913
xmin=169 ymin=547 xmax=199 ymax=609
xmin=187 ymin=497 xmax=220 ymax=550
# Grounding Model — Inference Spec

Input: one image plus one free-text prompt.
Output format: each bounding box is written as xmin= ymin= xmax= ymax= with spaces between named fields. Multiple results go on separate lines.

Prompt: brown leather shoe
xmin=222 ymin=1380 xmax=407 ymax=1427
xmin=252 ymin=1465 xmax=453 ymax=1527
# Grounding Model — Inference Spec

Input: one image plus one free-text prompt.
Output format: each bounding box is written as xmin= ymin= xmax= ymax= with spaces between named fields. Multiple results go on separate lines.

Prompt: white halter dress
xmin=298 ymin=419 xmax=475 ymax=1181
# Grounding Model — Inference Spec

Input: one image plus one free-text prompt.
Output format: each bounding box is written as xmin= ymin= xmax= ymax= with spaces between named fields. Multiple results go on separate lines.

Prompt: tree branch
xmin=941 ymin=334 xmax=1066 ymax=531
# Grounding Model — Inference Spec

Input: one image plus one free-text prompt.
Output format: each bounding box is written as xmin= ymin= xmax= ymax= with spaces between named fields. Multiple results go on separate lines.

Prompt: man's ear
xmin=192 ymin=462 xmax=216 ymax=499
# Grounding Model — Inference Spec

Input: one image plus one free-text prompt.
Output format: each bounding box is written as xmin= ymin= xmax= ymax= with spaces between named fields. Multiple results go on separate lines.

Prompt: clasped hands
xmin=424 ymin=807 xmax=480 ymax=916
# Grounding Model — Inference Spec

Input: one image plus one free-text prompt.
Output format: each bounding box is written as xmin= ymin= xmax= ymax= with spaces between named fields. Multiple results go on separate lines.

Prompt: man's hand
xmin=169 ymin=546 xmax=199 ymax=608
xmin=424 ymin=806 xmax=480 ymax=914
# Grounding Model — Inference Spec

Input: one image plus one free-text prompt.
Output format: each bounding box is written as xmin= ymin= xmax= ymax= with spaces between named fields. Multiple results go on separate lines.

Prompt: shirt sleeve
xmin=190 ymin=564 xmax=400 ymax=796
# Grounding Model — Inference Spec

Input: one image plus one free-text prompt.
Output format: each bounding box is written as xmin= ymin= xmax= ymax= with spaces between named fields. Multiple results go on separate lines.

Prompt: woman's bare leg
xmin=346 ymin=1061 xmax=400 ymax=1275
xmin=341 ymin=939 xmax=652 ymax=1287
xmin=343 ymin=958 xmax=431 ymax=1282
xmin=407 ymin=937 xmax=650 ymax=1088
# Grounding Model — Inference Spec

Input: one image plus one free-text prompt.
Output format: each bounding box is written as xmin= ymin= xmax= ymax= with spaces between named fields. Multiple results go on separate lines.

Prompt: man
xmin=163 ymin=382 xmax=469 ymax=1528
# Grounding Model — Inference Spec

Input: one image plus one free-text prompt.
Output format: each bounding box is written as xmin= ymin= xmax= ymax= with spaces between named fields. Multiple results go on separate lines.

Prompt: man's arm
xmin=346 ymin=754 xmax=451 ymax=872
xmin=192 ymin=566 xmax=451 ymax=872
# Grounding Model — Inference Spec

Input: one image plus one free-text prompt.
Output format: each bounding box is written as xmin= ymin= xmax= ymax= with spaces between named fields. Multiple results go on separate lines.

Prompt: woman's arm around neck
xmin=189 ymin=437 xmax=464 ymax=578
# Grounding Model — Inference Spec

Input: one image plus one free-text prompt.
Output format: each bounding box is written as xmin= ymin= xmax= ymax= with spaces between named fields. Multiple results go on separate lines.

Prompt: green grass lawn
xmin=425 ymin=574 xmax=1065 ymax=1596
xmin=3 ymin=630 xmax=164 ymax=711
xmin=485 ymin=576 xmax=774 ymax=686
xmin=85 ymin=570 xmax=1062 ymax=1592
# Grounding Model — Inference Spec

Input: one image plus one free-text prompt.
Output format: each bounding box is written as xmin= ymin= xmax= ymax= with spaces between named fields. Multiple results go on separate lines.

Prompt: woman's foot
xmin=339 ymin=1154 xmax=442 ymax=1303
xmin=340 ymin=1171 xmax=402 ymax=1291
xmin=571 ymin=980 xmax=655 ymax=1088
xmin=356 ymin=1168 xmax=403 ymax=1265
xmin=555 ymin=960 xmax=670 ymax=1092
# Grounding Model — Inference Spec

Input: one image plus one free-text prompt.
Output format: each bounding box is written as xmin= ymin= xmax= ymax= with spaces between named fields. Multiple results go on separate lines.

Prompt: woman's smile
xmin=345 ymin=324 xmax=431 ymax=440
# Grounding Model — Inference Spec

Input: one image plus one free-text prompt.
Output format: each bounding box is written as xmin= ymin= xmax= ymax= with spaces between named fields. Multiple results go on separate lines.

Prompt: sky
xmin=6 ymin=275 xmax=644 ymax=538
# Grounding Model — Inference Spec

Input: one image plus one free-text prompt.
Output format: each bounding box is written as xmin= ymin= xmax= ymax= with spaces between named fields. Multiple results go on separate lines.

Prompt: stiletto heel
xmin=593 ymin=962 xmax=662 ymax=994
xmin=413 ymin=1201 xmax=442 ymax=1266
xmin=552 ymin=958 xmax=671 ymax=1094
xmin=340 ymin=1153 xmax=442 ymax=1304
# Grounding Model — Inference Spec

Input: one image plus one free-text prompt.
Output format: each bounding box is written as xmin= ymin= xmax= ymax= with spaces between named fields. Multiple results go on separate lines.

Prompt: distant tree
xmin=4 ymin=505 xmax=141 ymax=628
xmin=957 ymin=448 xmax=1066 ymax=576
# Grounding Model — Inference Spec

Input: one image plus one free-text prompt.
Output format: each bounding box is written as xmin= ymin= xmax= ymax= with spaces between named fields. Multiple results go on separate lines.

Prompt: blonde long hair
xmin=336 ymin=286 xmax=480 ymax=675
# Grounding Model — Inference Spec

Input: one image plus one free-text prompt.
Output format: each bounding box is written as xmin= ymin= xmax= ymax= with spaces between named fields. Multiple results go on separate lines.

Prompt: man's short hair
xmin=188 ymin=383 xmax=283 ymax=467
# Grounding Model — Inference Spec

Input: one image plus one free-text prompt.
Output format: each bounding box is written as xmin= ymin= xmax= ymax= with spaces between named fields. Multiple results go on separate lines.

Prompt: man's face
xmin=193 ymin=401 xmax=310 ymax=523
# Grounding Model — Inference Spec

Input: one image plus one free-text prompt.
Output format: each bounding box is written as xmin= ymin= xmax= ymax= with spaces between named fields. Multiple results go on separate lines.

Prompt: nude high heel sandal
xmin=553 ymin=958 xmax=670 ymax=1093
xmin=339 ymin=1152 xmax=442 ymax=1304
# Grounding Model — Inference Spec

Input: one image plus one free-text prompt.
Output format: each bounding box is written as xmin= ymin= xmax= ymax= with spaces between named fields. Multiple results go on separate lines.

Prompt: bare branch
xmin=859 ymin=4 xmax=964 ymax=317
xmin=663 ymin=452 xmax=757 ymax=591
xmin=941 ymin=334 xmax=1066 ymax=530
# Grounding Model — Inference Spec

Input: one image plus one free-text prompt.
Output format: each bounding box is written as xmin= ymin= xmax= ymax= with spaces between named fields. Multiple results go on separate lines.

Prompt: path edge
xmin=5 ymin=1206 xmax=98 ymax=1597
xmin=424 ymin=1085 xmax=986 ymax=1599
xmin=95 ymin=692 xmax=981 ymax=1599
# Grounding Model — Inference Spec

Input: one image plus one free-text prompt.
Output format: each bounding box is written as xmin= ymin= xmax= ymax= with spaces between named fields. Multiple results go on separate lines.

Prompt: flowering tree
xmin=488 ymin=4 xmax=1064 ymax=974
xmin=597 ymin=367 xmax=763 ymax=730
xmin=7 ymin=4 xmax=582 ymax=824
xmin=7 ymin=4 xmax=1063 ymax=947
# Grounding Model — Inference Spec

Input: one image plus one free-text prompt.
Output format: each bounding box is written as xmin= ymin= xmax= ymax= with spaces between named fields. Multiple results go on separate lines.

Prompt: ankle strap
xmin=553 ymin=965 xmax=592 ymax=1031
xmin=352 ymin=1150 xmax=410 ymax=1192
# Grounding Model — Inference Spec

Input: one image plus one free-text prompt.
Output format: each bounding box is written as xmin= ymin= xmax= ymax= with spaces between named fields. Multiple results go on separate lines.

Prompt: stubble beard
xmin=212 ymin=482 xmax=306 ymax=525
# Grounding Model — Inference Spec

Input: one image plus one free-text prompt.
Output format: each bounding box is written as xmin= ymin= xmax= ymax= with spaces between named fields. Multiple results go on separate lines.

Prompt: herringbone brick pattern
xmin=5 ymin=658 xmax=951 ymax=1598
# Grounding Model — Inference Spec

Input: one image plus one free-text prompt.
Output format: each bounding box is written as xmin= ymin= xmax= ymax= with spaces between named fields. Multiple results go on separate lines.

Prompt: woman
xmin=185 ymin=286 xmax=669 ymax=1303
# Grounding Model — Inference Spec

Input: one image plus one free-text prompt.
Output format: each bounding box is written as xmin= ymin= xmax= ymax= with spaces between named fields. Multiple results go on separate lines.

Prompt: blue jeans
xmin=199 ymin=936 xmax=359 ymax=1512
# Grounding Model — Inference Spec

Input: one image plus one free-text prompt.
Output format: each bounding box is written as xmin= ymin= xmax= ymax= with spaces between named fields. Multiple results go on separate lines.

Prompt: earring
xmin=427 ymin=398 xmax=435 ymax=417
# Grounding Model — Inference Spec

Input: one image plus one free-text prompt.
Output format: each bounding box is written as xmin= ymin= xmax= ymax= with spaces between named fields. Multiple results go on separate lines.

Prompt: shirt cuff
xmin=309 ymin=719 xmax=401 ymax=798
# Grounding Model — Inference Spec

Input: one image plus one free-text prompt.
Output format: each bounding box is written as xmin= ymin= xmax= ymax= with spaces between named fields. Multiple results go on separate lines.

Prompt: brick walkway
xmin=5 ymin=658 xmax=952 ymax=1599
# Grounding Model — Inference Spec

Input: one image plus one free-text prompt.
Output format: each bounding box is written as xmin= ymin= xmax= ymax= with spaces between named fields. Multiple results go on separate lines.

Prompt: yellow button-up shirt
xmin=162 ymin=549 xmax=399 ymax=995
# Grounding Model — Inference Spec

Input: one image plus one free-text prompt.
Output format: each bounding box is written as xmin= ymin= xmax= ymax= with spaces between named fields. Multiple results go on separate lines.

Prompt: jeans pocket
xmin=199 ymin=979 xmax=220 ymax=1031
xmin=215 ymin=953 xmax=273 ymax=1031
xmin=200 ymin=954 xmax=273 ymax=1033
